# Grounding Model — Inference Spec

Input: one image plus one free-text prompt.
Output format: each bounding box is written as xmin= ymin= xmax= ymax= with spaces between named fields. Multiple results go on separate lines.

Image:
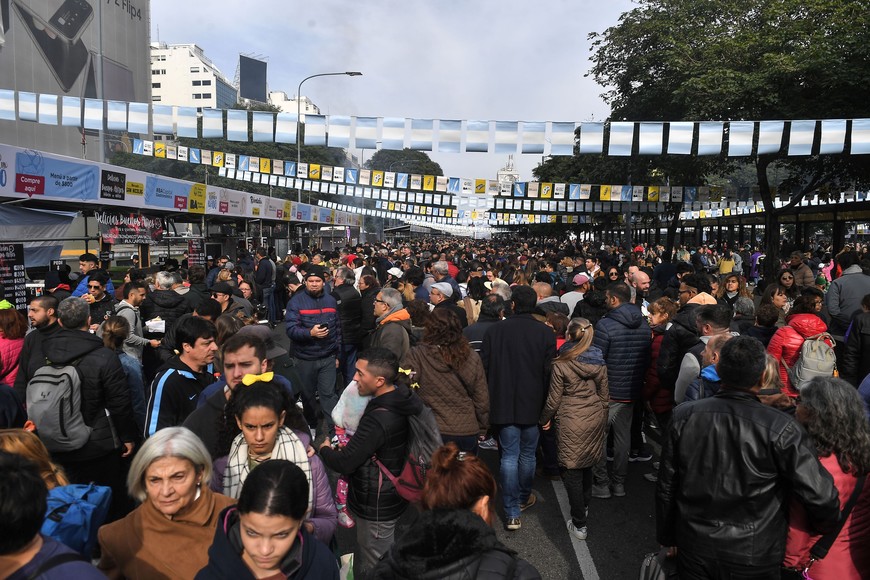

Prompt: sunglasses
xmin=609 ymin=271 xmax=619 ymax=276
xmin=781 ymin=276 xmax=794 ymax=280
xmin=87 ymin=284 xmax=102 ymax=289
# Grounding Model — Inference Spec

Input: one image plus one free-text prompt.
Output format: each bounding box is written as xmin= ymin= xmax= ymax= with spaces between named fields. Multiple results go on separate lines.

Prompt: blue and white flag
xmin=495 ymin=121 xmax=518 ymax=154
xmin=276 ymin=112 xmax=297 ymax=144
xmin=83 ymin=98 xmax=102 ymax=130
xmin=668 ymin=122 xmax=694 ymax=155
xmin=638 ymin=123 xmax=663 ymax=155
xmin=788 ymin=120 xmax=816 ymax=156
xmin=353 ymin=116 xmax=378 ymax=149
xmin=382 ymin=117 xmax=405 ymax=150
xmin=227 ymin=110 xmax=248 ymax=141
xmin=697 ymin=122 xmax=723 ymax=156
xmin=550 ymin=122 xmax=576 ymax=156
xmin=727 ymin=122 xmax=754 ymax=157
xmin=521 ymin=121 xmax=545 ymax=154
xmin=411 ymin=118 xmax=433 ymax=151
xmin=608 ymin=122 xmax=634 ymax=156
xmin=128 ymin=103 xmax=149 ymax=134
xmin=466 ymin=120 xmax=489 ymax=152
xmin=328 ymin=115 xmax=351 ymax=148
xmin=61 ymin=97 xmax=81 ymax=127
xmin=0 ymin=89 xmax=15 ymax=121
xmin=819 ymin=120 xmax=846 ymax=155
xmin=106 ymin=101 xmax=127 ymax=131
xmin=757 ymin=121 xmax=784 ymax=155
xmin=202 ymin=109 xmax=224 ymax=139
xmin=579 ymin=122 xmax=604 ymax=154
xmin=438 ymin=119 xmax=461 ymax=153
xmin=177 ymin=107 xmax=198 ymax=138
xmin=38 ymin=94 xmax=58 ymax=125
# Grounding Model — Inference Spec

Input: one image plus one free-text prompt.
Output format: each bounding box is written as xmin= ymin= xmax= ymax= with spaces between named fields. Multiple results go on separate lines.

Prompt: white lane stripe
xmin=551 ymin=478 xmax=600 ymax=580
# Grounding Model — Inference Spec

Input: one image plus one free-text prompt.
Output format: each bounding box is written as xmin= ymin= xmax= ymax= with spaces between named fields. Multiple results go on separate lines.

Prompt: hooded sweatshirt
xmin=370 ymin=509 xmax=540 ymax=580
xmin=195 ymin=506 xmax=338 ymax=580
xmin=683 ymin=364 xmax=723 ymax=402
xmin=144 ymin=356 xmax=214 ymax=438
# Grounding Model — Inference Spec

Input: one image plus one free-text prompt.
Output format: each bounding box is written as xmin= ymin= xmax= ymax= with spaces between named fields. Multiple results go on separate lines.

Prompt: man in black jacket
xmin=318 ymin=348 xmax=422 ymax=578
xmin=481 ymin=285 xmax=556 ymax=531
xmin=253 ymin=247 xmax=277 ymax=322
xmin=43 ymin=297 xmax=137 ymax=521
xmin=657 ymin=336 xmax=840 ymax=577
xmin=463 ymin=294 xmax=506 ymax=355
xmin=331 ymin=266 xmax=363 ymax=382
xmin=13 ymin=295 xmax=62 ymax=396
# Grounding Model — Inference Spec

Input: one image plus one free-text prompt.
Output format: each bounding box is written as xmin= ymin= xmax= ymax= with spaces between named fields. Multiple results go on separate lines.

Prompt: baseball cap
xmin=211 ymin=281 xmax=233 ymax=295
xmin=431 ymin=282 xmax=453 ymax=298
xmin=304 ymin=265 xmax=327 ymax=280
xmin=572 ymin=272 xmax=591 ymax=287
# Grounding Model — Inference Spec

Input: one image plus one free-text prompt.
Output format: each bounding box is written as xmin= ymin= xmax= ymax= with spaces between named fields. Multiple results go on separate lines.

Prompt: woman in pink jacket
xmin=783 ymin=377 xmax=870 ymax=579
xmin=0 ymin=301 xmax=27 ymax=387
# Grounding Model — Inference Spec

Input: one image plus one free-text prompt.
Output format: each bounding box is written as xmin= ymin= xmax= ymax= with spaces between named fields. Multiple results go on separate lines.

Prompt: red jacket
xmin=642 ymin=325 xmax=672 ymax=414
xmin=0 ymin=336 xmax=23 ymax=387
xmin=767 ymin=313 xmax=831 ymax=396
xmin=784 ymin=454 xmax=870 ymax=578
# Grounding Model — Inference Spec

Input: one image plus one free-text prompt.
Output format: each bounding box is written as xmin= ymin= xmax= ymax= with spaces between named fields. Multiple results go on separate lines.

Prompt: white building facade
xmin=268 ymin=91 xmax=320 ymax=120
xmin=150 ymin=43 xmax=238 ymax=110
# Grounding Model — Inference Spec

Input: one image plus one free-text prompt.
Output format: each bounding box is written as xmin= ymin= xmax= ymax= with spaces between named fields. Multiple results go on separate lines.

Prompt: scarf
xmin=223 ymin=426 xmax=313 ymax=508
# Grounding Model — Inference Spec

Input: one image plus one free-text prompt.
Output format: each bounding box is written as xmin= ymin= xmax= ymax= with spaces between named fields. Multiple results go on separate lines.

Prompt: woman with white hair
xmin=97 ymin=427 xmax=235 ymax=579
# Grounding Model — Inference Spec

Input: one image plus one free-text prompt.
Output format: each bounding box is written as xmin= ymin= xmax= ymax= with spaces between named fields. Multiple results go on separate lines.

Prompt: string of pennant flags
xmin=3 ymin=89 xmax=870 ymax=157
xmin=131 ymin=138 xmax=823 ymax=208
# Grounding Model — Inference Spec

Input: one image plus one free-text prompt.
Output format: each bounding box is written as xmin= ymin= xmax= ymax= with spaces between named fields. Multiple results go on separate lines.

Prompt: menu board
xmin=0 ymin=244 xmax=27 ymax=312
xmin=187 ymin=239 xmax=206 ymax=267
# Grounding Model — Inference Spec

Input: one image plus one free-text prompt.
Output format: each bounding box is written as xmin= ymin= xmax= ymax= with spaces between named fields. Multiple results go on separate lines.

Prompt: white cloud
xmin=151 ymin=0 xmax=632 ymax=182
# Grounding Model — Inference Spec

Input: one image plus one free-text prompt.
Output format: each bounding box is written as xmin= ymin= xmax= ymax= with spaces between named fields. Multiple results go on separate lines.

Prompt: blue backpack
xmin=41 ymin=483 xmax=112 ymax=556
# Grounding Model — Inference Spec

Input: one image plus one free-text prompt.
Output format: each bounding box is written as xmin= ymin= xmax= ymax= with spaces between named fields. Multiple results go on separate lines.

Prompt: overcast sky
xmin=150 ymin=0 xmax=634 ymax=183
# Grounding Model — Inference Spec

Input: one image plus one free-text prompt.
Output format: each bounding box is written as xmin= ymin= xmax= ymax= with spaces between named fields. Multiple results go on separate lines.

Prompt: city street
xmin=271 ymin=322 xmax=662 ymax=579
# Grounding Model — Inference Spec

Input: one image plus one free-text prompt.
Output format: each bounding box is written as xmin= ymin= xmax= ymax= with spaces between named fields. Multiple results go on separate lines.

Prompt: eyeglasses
xmin=374 ymin=298 xmax=386 ymax=304
xmin=87 ymin=284 xmax=102 ymax=289
xmin=608 ymin=271 xmax=619 ymax=276
xmin=781 ymin=276 xmax=794 ymax=280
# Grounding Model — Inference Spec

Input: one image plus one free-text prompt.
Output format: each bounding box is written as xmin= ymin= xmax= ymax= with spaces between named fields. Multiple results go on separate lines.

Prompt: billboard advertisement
xmin=239 ymin=55 xmax=267 ymax=103
xmin=0 ymin=0 xmax=151 ymax=161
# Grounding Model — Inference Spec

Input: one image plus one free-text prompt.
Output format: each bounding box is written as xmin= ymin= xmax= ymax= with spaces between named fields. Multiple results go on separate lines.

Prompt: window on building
xmin=192 ymin=80 xmax=201 ymax=86
xmin=193 ymin=94 xmax=202 ymax=99
xmin=202 ymin=80 xmax=212 ymax=86
xmin=151 ymin=69 xmax=160 ymax=75
xmin=190 ymin=67 xmax=200 ymax=73
xmin=152 ymin=96 xmax=162 ymax=101
xmin=152 ymin=82 xmax=161 ymax=88
xmin=202 ymin=93 xmax=212 ymax=99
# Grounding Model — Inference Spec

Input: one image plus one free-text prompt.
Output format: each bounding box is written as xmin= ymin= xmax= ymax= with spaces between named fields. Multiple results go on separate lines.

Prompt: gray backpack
xmin=26 ymin=358 xmax=91 ymax=453
xmin=783 ymin=332 xmax=837 ymax=391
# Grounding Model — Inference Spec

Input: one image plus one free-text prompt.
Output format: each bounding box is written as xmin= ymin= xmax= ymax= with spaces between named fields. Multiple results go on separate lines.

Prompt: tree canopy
xmin=366 ymin=148 xmax=443 ymax=176
xmin=581 ymin=0 xmax=870 ymax=266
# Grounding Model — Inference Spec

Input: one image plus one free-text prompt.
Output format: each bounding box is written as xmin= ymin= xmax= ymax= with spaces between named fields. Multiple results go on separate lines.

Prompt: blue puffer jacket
xmin=592 ymin=303 xmax=651 ymax=401
xmin=285 ymin=289 xmax=342 ymax=360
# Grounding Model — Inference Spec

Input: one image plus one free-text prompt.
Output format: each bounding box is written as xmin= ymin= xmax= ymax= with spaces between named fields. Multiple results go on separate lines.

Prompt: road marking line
xmin=551 ymin=478 xmax=600 ymax=580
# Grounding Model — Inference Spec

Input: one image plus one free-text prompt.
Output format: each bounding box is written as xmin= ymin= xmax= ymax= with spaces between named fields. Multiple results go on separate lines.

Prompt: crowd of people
xmin=0 ymin=235 xmax=869 ymax=579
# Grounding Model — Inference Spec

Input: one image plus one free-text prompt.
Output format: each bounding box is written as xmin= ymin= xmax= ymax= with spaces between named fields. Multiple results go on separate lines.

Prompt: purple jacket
xmin=212 ymin=429 xmax=337 ymax=545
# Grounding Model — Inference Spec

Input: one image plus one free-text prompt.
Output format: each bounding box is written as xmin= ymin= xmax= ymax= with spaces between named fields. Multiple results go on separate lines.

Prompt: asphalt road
xmin=270 ymin=322 xmax=662 ymax=579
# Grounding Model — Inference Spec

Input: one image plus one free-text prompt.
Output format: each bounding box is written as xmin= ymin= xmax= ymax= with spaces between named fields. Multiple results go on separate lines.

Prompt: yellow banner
xmin=283 ymin=200 xmax=292 ymax=221
xmin=372 ymin=171 xmax=384 ymax=187
xmin=212 ymin=152 xmax=224 ymax=168
xmin=475 ymin=179 xmax=486 ymax=194
xmin=541 ymin=183 xmax=553 ymax=199
xmin=188 ymin=183 xmax=206 ymax=214
xmin=259 ymin=158 xmax=271 ymax=174
xmin=154 ymin=142 xmax=166 ymax=158
xmin=647 ymin=185 xmax=659 ymax=201
xmin=600 ymin=185 xmax=612 ymax=201
xmin=423 ymin=175 xmax=435 ymax=191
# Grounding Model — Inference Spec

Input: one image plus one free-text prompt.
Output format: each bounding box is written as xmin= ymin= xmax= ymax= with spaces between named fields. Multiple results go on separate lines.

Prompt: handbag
xmin=639 ymin=548 xmax=678 ymax=580
xmin=781 ymin=474 xmax=866 ymax=580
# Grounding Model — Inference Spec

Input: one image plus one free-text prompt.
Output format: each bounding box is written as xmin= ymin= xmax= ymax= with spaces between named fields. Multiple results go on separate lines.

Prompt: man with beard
xmin=285 ymin=264 xmax=342 ymax=436
xmin=12 ymin=295 xmax=62 ymax=396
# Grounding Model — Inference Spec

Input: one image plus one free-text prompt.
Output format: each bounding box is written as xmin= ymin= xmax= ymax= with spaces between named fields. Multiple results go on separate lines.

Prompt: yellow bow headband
xmin=241 ymin=371 xmax=274 ymax=386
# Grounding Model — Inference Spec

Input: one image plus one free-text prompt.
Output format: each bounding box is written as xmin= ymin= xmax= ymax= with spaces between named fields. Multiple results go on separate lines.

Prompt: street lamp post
xmin=296 ymin=71 xmax=362 ymax=204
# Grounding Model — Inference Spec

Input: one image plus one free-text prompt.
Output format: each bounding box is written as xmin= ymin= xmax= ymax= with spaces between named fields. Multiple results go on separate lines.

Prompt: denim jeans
xmin=497 ymin=424 xmax=539 ymax=518
xmin=593 ymin=401 xmax=633 ymax=487
xmin=261 ymin=286 xmax=276 ymax=322
xmin=338 ymin=344 xmax=358 ymax=387
xmin=295 ymin=356 xmax=339 ymax=432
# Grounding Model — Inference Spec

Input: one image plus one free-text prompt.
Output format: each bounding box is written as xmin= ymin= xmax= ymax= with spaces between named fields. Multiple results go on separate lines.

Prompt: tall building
xmin=150 ymin=43 xmax=238 ymax=111
xmin=268 ymin=91 xmax=320 ymax=120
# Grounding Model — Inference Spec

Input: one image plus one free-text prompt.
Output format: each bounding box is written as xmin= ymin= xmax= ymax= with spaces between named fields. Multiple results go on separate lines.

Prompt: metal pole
xmin=296 ymin=71 xmax=362 ymax=205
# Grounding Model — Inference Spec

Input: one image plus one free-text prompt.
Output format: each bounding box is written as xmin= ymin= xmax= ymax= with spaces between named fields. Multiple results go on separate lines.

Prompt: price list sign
xmin=187 ymin=239 xmax=206 ymax=267
xmin=0 ymin=244 xmax=26 ymax=312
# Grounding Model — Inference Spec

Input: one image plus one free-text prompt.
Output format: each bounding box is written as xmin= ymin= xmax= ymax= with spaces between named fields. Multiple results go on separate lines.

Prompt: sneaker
xmin=612 ymin=483 xmax=626 ymax=497
xmin=505 ymin=517 xmax=521 ymax=531
xmin=643 ymin=473 xmax=659 ymax=482
xmin=520 ymin=494 xmax=537 ymax=511
xmin=591 ymin=484 xmax=611 ymax=499
xmin=567 ymin=520 xmax=588 ymax=540
xmin=337 ymin=511 xmax=355 ymax=528
xmin=479 ymin=437 xmax=499 ymax=451
xmin=629 ymin=449 xmax=654 ymax=462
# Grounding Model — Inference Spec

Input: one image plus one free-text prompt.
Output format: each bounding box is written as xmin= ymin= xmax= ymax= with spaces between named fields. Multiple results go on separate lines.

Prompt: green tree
xmin=366 ymin=148 xmax=443 ymax=175
xmin=588 ymin=0 xmax=870 ymax=275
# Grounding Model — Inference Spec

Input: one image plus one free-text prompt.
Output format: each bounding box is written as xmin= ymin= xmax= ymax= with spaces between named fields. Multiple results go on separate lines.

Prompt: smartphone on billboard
xmin=14 ymin=0 xmax=93 ymax=44
xmin=12 ymin=1 xmax=89 ymax=92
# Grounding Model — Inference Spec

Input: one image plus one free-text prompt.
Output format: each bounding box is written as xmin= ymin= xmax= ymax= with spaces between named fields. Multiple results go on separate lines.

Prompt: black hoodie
xmin=370 ymin=509 xmax=540 ymax=580
xmin=140 ymin=289 xmax=192 ymax=338
xmin=319 ymin=384 xmax=423 ymax=521
xmin=195 ymin=506 xmax=338 ymax=580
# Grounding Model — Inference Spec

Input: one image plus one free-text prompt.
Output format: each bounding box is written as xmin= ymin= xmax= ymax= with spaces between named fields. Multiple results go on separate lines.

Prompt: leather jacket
xmin=656 ymin=390 xmax=840 ymax=566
